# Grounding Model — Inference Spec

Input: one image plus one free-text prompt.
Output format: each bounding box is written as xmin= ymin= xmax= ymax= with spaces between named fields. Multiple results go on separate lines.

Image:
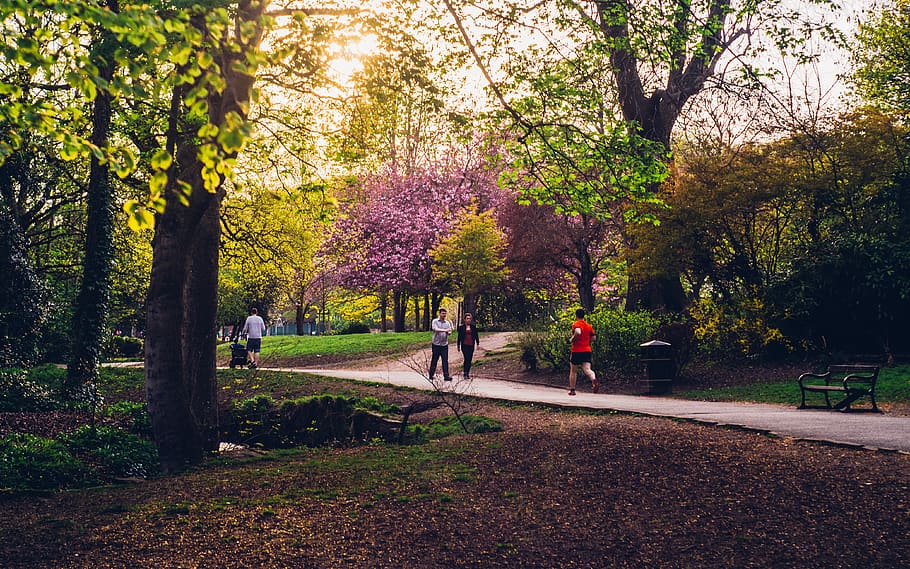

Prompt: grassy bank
xmin=676 ymin=364 xmax=910 ymax=406
xmin=217 ymin=331 xmax=430 ymax=364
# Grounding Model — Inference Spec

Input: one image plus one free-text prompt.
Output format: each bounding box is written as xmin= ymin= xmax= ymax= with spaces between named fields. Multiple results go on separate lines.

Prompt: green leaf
xmin=150 ymin=149 xmax=172 ymax=171
xmin=149 ymin=171 xmax=168 ymax=195
xmin=124 ymin=201 xmax=155 ymax=231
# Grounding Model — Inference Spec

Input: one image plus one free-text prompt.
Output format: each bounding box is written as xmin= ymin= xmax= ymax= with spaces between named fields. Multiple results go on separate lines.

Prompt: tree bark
xmin=595 ymin=0 xmax=730 ymax=311
xmin=145 ymin=0 xmax=266 ymax=473
xmin=379 ymin=289 xmax=388 ymax=332
xmin=393 ymin=290 xmax=406 ymax=332
xmin=67 ymin=6 xmax=118 ymax=397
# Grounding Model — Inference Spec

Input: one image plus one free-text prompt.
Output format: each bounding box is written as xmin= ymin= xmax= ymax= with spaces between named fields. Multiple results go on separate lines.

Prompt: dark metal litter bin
xmin=640 ymin=340 xmax=676 ymax=395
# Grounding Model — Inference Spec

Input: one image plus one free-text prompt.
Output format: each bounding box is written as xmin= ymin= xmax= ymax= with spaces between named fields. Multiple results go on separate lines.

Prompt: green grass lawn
xmin=676 ymin=365 xmax=910 ymax=406
xmin=217 ymin=331 xmax=430 ymax=361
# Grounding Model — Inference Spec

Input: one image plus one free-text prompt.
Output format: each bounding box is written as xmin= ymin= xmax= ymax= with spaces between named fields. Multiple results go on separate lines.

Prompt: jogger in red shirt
xmin=569 ymin=308 xmax=598 ymax=395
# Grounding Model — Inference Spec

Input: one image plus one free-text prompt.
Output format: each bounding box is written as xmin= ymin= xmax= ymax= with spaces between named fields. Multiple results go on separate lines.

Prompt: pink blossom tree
xmin=325 ymin=137 xmax=508 ymax=331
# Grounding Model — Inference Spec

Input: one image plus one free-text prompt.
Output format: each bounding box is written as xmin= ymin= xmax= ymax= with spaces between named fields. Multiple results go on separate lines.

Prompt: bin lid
xmin=640 ymin=340 xmax=671 ymax=347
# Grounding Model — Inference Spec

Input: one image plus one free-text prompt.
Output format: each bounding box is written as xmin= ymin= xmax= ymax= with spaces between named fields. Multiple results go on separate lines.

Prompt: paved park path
xmin=279 ymin=332 xmax=910 ymax=454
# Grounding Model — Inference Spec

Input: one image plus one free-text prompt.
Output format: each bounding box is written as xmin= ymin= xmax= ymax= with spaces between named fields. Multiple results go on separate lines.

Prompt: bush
xmin=227 ymin=395 xmax=279 ymax=447
xmin=338 ymin=322 xmax=371 ymax=335
xmin=586 ymin=309 xmax=665 ymax=372
xmin=62 ymin=425 xmax=159 ymax=479
xmin=353 ymin=396 xmax=400 ymax=416
xmin=104 ymin=401 xmax=153 ymax=437
xmin=107 ymin=336 xmax=144 ymax=358
xmin=0 ymin=433 xmax=95 ymax=490
xmin=278 ymin=394 xmax=357 ymax=447
xmin=520 ymin=309 xmax=663 ymax=373
xmin=0 ymin=368 xmax=60 ymax=411
xmin=690 ymin=297 xmax=791 ymax=360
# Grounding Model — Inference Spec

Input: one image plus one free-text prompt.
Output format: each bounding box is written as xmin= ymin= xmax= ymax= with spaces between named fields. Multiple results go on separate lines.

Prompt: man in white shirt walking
xmin=429 ymin=308 xmax=453 ymax=381
xmin=242 ymin=307 xmax=267 ymax=369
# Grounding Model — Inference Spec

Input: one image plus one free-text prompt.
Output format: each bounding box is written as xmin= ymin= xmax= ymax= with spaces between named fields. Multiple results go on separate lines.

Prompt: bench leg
xmin=833 ymin=390 xmax=876 ymax=412
xmin=799 ymin=388 xmax=835 ymax=410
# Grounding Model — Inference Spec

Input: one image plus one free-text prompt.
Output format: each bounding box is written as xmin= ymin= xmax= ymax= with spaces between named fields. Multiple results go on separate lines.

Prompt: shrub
xmin=228 ymin=395 xmax=279 ymax=447
xmin=0 ymin=368 xmax=60 ymax=411
xmin=338 ymin=322 xmax=371 ymax=335
xmin=515 ymin=331 xmax=549 ymax=371
xmin=104 ymin=401 xmax=153 ymax=436
xmin=62 ymin=425 xmax=159 ymax=479
xmin=278 ymin=394 xmax=356 ymax=447
xmin=521 ymin=309 xmax=663 ymax=373
xmin=586 ymin=309 xmax=664 ymax=372
xmin=109 ymin=336 xmax=144 ymax=358
xmin=0 ymin=433 xmax=95 ymax=490
xmin=353 ymin=396 xmax=400 ymax=415
xmin=690 ymin=297 xmax=791 ymax=360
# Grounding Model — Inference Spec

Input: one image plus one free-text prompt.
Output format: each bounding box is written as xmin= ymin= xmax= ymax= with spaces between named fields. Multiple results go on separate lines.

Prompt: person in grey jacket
xmin=429 ymin=308 xmax=453 ymax=381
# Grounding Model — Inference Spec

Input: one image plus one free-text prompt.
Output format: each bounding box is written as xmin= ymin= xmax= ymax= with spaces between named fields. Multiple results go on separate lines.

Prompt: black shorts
xmin=246 ymin=338 xmax=262 ymax=353
xmin=570 ymin=351 xmax=592 ymax=365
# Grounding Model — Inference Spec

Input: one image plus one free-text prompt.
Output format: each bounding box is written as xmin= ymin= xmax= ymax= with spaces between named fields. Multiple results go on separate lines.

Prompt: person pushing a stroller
xmin=242 ymin=307 xmax=267 ymax=369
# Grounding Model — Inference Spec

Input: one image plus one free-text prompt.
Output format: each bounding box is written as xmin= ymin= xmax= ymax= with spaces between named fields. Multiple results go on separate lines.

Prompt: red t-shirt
xmin=571 ymin=319 xmax=594 ymax=353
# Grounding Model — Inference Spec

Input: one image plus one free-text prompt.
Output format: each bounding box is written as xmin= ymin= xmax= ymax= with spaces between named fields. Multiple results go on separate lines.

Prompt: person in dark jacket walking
xmin=456 ymin=313 xmax=480 ymax=380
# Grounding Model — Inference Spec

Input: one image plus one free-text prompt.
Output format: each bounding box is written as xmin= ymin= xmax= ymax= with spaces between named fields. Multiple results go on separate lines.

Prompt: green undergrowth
xmin=0 ymin=426 xmax=160 ymax=490
xmin=182 ymin=442 xmax=483 ymax=512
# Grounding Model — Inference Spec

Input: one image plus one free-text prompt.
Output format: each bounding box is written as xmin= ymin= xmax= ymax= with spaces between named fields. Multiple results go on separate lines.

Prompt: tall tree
xmin=66 ymin=0 xmax=119 ymax=397
xmin=500 ymin=198 xmax=622 ymax=312
xmin=0 ymin=207 xmax=47 ymax=367
xmin=430 ymin=208 xmax=509 ymax=314
xmin=144 ymin=1 xmax=268 ymax=472
xmin=442 ymin=0 xmax=840 ymax=311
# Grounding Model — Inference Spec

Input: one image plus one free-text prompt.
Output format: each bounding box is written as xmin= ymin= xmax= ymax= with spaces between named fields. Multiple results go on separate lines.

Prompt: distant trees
xmin=664 ymin=108 xmax=910 ymax=356
xmin=430 ymin=208 xmax=509 ymax=315
xmin=327 ymin=144 xmax=507 ymax=330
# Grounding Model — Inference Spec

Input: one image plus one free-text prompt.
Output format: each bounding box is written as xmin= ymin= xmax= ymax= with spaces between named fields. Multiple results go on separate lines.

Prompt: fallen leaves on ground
xmin=1 ymin=402 xmax=909 ymax=569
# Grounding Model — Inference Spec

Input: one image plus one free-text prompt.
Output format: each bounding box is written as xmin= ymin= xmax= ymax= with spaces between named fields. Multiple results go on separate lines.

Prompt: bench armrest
xmin=798 ymin=371 xmax=831 ymax=387
xmin=842 ymin=373 xmax=877 ymax=389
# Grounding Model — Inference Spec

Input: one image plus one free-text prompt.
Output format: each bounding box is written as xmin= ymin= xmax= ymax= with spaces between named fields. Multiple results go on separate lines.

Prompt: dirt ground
xmin=1 ymin=398 xmax=909 ymax=568
xmin=2 ymin=339 xmax=909 ymax=567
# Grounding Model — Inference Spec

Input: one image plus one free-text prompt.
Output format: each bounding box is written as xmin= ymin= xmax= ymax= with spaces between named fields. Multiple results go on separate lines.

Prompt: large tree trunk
xmin=145 ymin=177 xmax=213 ymax=472
xmin=67 ymin=11 xmax=117 ymax=397
xmin=462 ymin=292 xmax=477 ymax=316
xmin=145 ymin=1 xmax=266 ymax=473
xmin=296 ymin=299 xmax=305 ymax=335
xmin=379 ymin=289 xmax=388 ymax=332
xmin=422 ymin=293 xmax=430 ymax=331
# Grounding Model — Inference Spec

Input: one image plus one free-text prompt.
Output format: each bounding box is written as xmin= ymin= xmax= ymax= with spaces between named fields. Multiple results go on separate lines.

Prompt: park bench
xmin=797 ymin=364 xmax=881 ymax=412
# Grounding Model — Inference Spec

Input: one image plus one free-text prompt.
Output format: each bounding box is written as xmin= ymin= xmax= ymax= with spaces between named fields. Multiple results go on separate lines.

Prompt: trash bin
xmin=640 ymin=340 xmax=676 ymax=395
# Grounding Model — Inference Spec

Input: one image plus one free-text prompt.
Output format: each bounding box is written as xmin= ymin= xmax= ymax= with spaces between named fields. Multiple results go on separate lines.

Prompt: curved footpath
xmin=285 ymin=366 xmax=910 ymax=454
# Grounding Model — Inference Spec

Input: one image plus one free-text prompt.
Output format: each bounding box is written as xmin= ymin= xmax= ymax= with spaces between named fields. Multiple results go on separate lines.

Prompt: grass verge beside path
xmin=676 ymin=364 xmax=910 ymax=407
xmin=217 ymin=331 xmax=430 ymax=364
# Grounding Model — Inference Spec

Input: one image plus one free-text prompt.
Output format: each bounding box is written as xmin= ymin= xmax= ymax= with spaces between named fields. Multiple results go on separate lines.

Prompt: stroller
xmin=229 ymin=341 xmax=250 ymax=369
